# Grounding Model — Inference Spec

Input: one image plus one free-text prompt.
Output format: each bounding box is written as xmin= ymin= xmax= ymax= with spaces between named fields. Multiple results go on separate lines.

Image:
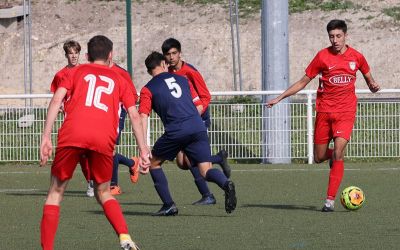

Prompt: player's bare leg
xmin=321 ymin=137 xmax=348 ymax=212
xmin=41 ymin=175 xmax=69 ymax=250
xmin=95 ymin=181 xmax=139 ymax=249
xmin=313 ymin=143 xmax=333 ymax=164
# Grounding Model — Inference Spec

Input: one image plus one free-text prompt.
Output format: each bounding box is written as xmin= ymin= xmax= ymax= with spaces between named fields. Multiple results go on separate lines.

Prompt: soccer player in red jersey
xmin=40 ymin=35 xmax=150 ymax=250
xmin=161 ymin=38 xmax=231 ymax=205
xmin=266 ymin=20 xmax=380 ymax=212
xmin=49 ymin=40 xmax=96 ymax=197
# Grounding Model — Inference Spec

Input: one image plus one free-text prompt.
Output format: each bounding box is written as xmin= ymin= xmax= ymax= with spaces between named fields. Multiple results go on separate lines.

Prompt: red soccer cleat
xmin=129 ymin=156 xmax=140 ymax=184
xmin=110 ymin=185 xmax=122 ymax=196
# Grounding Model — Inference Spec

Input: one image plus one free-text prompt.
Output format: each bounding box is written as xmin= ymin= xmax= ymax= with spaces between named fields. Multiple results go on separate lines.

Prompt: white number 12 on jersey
xmin=84 ymin=74 xmax=115 ymax=112
xmin=165 ymin=77 xmax=182 ymax=98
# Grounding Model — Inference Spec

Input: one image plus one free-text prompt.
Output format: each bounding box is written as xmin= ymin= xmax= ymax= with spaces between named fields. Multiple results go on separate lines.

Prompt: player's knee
xmin=314 ymin=155 xmax=324 ymax=164
xmin=176 ymin=161 xmax=189 ymax=170
xmin=333 ymin=151 xmax=344 ymax=161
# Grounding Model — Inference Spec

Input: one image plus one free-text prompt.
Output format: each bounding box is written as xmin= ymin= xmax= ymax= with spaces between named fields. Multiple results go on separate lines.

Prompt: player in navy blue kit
xmin=162 ymin=38 xmax=231 ymax=206
xmin=139 ymin=52 xmax=237 ymax=215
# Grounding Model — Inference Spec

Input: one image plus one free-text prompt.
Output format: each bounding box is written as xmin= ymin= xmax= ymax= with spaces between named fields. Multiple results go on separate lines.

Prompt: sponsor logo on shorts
xmin=328 ymin=74 xmax=355 ymax=85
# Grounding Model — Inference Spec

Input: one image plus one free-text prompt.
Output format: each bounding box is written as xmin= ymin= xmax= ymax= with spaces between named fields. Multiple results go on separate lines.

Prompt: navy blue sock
xmin=116 ymin=153 xmax=134 ymax=168
xmin=189 ymin=166 xmax=211 ymax=196
xmin=150 ymin=168 xmax=174 ymax=206
xmin=111 ymin=155 xmax=119 ymax=186
xmin=210 ymin=154 xmax=223 ymax=165
xmin=205 ymin=168 xmax=228 ymax=189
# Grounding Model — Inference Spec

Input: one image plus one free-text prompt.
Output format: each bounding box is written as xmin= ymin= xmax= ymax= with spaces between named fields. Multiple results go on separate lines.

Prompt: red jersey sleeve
xmin=188 ymin=81 xmax=202 ymax=107
xmin=305 ymin=52 xmax=323 ymax=79
xmin=138 ymin=86 xmax=152 ymax=116
xmin=358 ymin=53 xmax=370 ymax=75
xmin=58 ymin=70 xmax=74 ymax=91
xmin=187 ymin=70 xmax=211 ymax=111
xmin=118 ymin=67 xmax=139 ymax=101
xmin=119 ymin=77 xmax=137 ymax=110
xmin=50 ymin=74 xmax=61 ymax=93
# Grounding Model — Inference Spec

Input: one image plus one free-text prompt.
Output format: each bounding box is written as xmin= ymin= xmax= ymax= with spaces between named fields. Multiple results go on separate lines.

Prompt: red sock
xmin=327 ymin=160 xmax=344 ymax=199
xmin=326 ymin=148 xmax=333 ymax=160
xmin=102 ymin=199 xmax=128 ymax=235
xmin=41 ymin=205 xmax=60 ymax=250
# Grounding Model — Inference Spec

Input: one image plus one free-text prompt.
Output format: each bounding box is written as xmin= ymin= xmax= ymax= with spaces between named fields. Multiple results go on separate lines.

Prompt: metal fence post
xmin=307 ymin=93 xmax=313 ymax=164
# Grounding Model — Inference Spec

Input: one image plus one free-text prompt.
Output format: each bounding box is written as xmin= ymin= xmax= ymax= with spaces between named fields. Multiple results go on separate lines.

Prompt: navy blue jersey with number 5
xmin=139 ymin=72 xmax=206 ymax=137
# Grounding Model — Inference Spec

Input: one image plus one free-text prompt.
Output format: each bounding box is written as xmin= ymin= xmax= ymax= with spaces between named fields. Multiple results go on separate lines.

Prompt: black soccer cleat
xmin=152 ymin=203 xmax=178 ymax=216
xmin=192 ymin=193 xmax=216 ymax=205
xmin=217 ymin=149 xmax=232 ymax=178
xmin=224 ymin=180 xmax=237 ymax=214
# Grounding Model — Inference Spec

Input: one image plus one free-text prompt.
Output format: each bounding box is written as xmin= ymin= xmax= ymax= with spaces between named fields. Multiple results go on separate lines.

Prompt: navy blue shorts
xmin=152 ymin=131 xmax=211 ymax=164
xmin=115 ymin=108 xmax=127 ymax=145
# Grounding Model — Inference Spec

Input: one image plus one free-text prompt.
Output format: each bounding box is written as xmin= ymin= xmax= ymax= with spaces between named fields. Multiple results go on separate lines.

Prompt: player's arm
xmin=126 ymin=105 xmax=151 ymax=171
xmin=40 ymin=87 xmax=67 ymax=166
xmin=189 ymin=71 xmax=211 ymax=112
xmin=188 ymin=80 xmax=204 ymax=115
xmin=363 ymin=72 xmax=380 ymax=93
xmin=266 ymin=75 xmax=312 ymax=108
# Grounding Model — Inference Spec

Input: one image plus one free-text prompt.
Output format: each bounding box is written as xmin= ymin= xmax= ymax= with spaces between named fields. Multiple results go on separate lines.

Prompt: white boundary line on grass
xmin=0 ymin=188 xmax=39 ymax=193
xmin=1 ymin=167 xmax=400 ymax=175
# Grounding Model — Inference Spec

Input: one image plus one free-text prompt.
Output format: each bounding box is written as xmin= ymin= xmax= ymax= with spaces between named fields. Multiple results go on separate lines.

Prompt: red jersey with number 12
xmin=305 ymin=46 xmax=370 ymax=112
xmin=56 ymin=64 xmax=137 ymax=156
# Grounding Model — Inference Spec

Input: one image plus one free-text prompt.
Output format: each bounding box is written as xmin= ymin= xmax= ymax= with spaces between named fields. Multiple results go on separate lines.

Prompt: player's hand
xmin=138 ymin=147 xmax=151 ymax=174
xmin=40 ymin=136 xmax=53 ymax=166
xmin=265 ymin=98 xmax=280 ymax=108
xmin=368 ymin=82 xmax=380 ymax=93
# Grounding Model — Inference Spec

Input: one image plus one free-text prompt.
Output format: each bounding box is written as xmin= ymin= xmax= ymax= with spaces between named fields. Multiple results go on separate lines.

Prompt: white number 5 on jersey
xmin=84 ymin=74 xmax=115 ymax=112
xmin=165 ymin=77 xmax=182 ymax=98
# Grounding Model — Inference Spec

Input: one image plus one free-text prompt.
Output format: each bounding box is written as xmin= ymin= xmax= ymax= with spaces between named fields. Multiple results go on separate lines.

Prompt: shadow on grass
xmin=87 ymin=209 xmax=230 ymax=218
xmin=5 ymin=190 xmax=88 ymax=197
xmin=242 ymin=203 xmax=319 ymax=211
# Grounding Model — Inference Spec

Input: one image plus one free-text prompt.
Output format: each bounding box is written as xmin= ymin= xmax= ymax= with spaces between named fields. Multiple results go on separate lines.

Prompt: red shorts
xmin=314 ymin=112 xmax=356 ymax=144
xmin=51 ymin=147 xmax=113 ymax=183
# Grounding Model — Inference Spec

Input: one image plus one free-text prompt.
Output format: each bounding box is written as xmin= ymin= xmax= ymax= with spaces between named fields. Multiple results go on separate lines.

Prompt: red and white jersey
xmin=305 ymin=46 xmax=370 ymax=112
xmin=56 ymin=63 xmax=137 ymax=156
xmin=169 ymin=62 xmax=211 ymax=112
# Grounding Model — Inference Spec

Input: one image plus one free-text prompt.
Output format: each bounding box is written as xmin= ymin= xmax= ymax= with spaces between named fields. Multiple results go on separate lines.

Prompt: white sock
xmin=325 ymin=199 xmax=335 ymax=207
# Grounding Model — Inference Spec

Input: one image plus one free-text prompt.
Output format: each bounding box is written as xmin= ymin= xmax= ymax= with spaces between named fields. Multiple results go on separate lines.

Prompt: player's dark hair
xmin=326 ymin=19 xmax=347 ymax=33
xmin=63 ymin=40 xmax=81 ymax=54
xmin=161 ymin=38 xmax=181 ymax=54
xmin=87 ymin=35 xmax=113 ymax=62
xmin=145 ymin=51 xmax=165 ymax=74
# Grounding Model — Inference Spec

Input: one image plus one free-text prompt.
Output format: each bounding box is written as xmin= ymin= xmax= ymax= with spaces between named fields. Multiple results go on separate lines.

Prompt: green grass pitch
xmin=1 ymin=162 xmax=400 ymax=249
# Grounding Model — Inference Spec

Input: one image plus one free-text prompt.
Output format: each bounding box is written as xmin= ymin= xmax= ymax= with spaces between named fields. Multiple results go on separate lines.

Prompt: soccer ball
xmin=340 ymin=186 xmax=365 ymax=210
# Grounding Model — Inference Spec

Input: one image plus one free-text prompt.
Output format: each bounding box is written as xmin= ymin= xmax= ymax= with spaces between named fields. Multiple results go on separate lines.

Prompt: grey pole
xmin=28 ymin=0 xmax=32 ymax=106
xmin=261 ymin=0 xmax=291 ymax=163
xmin=229 ymin=0 xmax=243 ymax=91
xmin=229 ymin=0 xmax=237 ymax=90
xmin=23 ymin=0 xmax=27 ymax=106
